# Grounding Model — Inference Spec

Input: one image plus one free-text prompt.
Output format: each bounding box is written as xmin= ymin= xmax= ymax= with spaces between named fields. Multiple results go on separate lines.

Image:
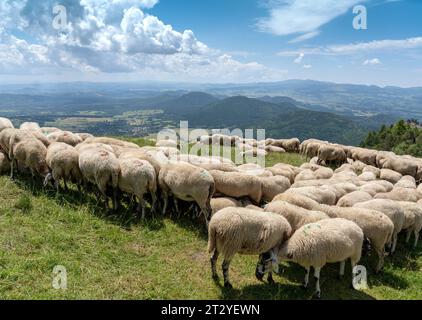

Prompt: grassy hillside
xmin=361 ymin=120 xmax=422 ymax=157
xmin=0 ymin=146 xmax=421 ymax=300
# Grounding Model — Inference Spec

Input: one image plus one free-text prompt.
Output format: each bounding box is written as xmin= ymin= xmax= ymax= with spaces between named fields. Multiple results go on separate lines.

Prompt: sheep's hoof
xmin=224 ymin=282 xmax=233 ymax=289
xmin=302 ymin=283 xmax=308 ymax=290
xmin=313 ymin=291 xmax=321 ymax=300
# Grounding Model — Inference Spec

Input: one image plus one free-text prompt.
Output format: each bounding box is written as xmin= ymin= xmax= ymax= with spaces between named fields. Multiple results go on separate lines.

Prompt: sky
xmin=0 ymin=0 xmax=421 ymax=87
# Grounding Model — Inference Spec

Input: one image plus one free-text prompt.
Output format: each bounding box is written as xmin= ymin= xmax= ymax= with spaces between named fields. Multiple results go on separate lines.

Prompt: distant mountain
xmin=185 ymin=96 xmax=369 ymax=145
xmin=157 ymin=92 xmax=220 ymax=114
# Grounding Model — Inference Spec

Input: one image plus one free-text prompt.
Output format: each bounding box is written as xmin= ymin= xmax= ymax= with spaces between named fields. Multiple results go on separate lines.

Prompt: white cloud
xmin=277 ymin=37 xmax=422 ymax=56
xmin=303 ymin=64 xmax=312 ymax=69
xmin=294 ymin=52 xmax=304 ymax=64
xmin=0 ymin=0 xmax=286 ymax=82
xmin=363 ymin=58 xmax=381 ymax=65
xmin=289 ymin=31 xmax=320 ymax=43
xmin=258 ymin=0 xmax=365 ymax=39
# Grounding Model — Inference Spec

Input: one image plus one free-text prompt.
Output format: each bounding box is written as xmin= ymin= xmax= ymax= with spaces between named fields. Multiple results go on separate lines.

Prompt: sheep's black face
xmin=255 ymin=251 xmax=279 ymax=280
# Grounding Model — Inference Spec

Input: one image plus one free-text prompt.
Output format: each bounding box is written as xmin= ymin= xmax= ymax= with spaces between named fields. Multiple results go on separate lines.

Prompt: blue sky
xmin=0 ymin=0 xmax=421 ymax=86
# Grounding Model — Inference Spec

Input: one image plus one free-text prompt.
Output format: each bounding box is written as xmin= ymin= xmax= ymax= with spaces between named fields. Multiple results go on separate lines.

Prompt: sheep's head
xmin=255 ymin=249 xmax=279 ymax=281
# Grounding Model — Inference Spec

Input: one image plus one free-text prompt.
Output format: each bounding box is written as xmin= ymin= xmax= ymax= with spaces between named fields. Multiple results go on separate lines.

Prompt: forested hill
xmin=360 ymin=119 xmax=422 ymax=157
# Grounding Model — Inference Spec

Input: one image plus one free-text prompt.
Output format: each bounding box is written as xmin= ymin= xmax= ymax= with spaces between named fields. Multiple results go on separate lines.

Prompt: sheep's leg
xmin=210 ymin=250 xmax=219 ymax=280
xmin=173 ymin=197 xmax=180 ymax=215
xmin=405 ymin=230 xmax=412 ymax=244
xmin=10 ymin=157 xmax=14 ymax=179
xmin=303 ymin=267 xmax=310 ymax=289
xmin=63 ymin=178 xmax=68 ymax=192
xmin=151 ymin=193 xmax=157 ymax=215
xmin=391 ymin=233 xmax=398 ymax=254
xmin=267 ymin=272 xmax=274 ymax=285
xmin=339 ymin=261 xmax=346 ymax=278
xmin=112 ymin=188 xmax=119 ymax=211
xmin=162 ymin=193 xmax=168 ymax=216
xmin=54 ymin=179 xmax=60 ymax=197
xmin=139 ymin=198 xmax=146 ymax=220
xmin=375 ymin=247 xmax=384 ymax=274
xmin=414 ymin=231 xmax=419 ymax=248
xmin=222 ymin=259 xmax=232 ymax=289
xmin=314 ymin=267 xmax=321 ymax=299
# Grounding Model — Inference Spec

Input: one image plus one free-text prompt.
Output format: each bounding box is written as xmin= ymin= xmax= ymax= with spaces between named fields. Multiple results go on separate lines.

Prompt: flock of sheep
xmin=1 ymin=116 xmax=422 ymax=299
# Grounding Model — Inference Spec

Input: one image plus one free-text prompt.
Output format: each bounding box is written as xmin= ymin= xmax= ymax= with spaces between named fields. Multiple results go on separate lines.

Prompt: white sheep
xmin=354 ymin=199 xmax=405 ymax=254
xmin=398 ymin=202 xmax=422 ymax=248
xmin=78 ymin=146 xmax=121 ymax=210
xmin=208 ymin=207 xmax=292 ymax=287
xmin=159 ymin=162 xmax=215 ymax=226
xmin=0 ymin=151 xmax=10 ymax=174
xmin=337 ymin=191 xmax=373 ymax=207
xmin=209 ymin=170 xmax=262 ymax=204
xmin=118 ymin=157 xmax=157 ymax=219
xmin=259 ymin=176 xmax=291 ymax=202
xmin=0 ymin=117 xmax=14 ymax=132
xmin=44 ymin=142 xmax=83 ymax=194
xmin=264 ymin=201 xmax=329 ymax=232
xmin=395 ymin=176 xmax=417 ymax=189
xmin=11 ymin=138 xmax=50 ymax=179
xmin=380 ymin=169 xmax=402 ymax=184
xmin=284 ymin=186 xmax=337 ymax=205
xmin=19 ymin=122 xmax=40 ymax=131
xmin=47 ymin=131 xmax=83 ymax=146
xmin=375 ymin=187 xmax=419 ymax=202
xmin=275 ymin=218 xmax=364 ymax=299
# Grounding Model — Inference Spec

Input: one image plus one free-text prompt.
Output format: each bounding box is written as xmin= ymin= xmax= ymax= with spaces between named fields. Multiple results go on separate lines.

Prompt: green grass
xmin=0 ymin=147 xmax=421 ymax=300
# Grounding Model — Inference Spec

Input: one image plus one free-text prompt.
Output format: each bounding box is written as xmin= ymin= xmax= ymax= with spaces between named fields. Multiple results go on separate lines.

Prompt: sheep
xmin=294 ymin=169 xmax=316 ymax=182
xmin=209 ymin=170 xmax=262 ymax=204
xmin=398 ymin=202 xmax=422 ymax=248
xmin=337 ymin=191 xmax=373 ymax=207
xmin=75 ymin=142 xmax=114 ymax=155
xmin=19 ymin=122 xmax=40 ymax=131
xmin=265 ymin=201 xmax=329 ymax=232
xmin=267 ymin=166 xmax=296 ymax=184
xmin=259 ymin=176 xmax=291 ymax=202
xmin=271 ymin=138 xmax=300 ymax=152
xmin=314 ymin=167 xmax=334 ymax=180
xmin=324 ymin=182 xmax=359 ymax=202
xmin=284 ymin=186 xmax=337 ymax=205
xmin=358 ymin=171 xmax=377 ymax=182
xmin=44 ymin=143 xmax=83 ymax=194
xmin=0 ymin=128 xmax=18 ymax=155
xmin=354 ymin=199 xmax=405 ymax=254
xmin=265 ymin=146 xmax=286 ymax=153
xmin=83 ymin=137 xmax=139 ymax=149
xmin=47 ymin=131 xmax=83 ymax=146
xmin=272 ymin=193 xmax=394 ymax=272
xmin=40 ymin=127 xmax=61 ymax=136
xmin=383 ymin=157 xmax=418 ymax=177
xmin=118 ymin=157 xmax=157 ymax=219
xmin=395 ymin=176 xmax=417 ymax=189
xmin=210 ymin=197 xmax=242 ymax=215
xmin=317 ymin=145 xmax=347 ymax=166
xmin=78 ymin=147 xmax=121 ymax=210
xmin=11 ymin=138 xmax=50 ymax=179
xmin=208 ymin=207 xmax=292 ymax=288
xmin=241 ymin=149 xmax=268 ymax=158
xmin=159 ymin=162 xmax=215 ymax=225
xmin=372 ymin=179 xmax=394 ymax=193
xmin=375 ymin=187 xmax=419 ymax=203
xmin=0 ymin=117 xmax=14 ymax=132
xmin=362 ymin=165 xmax=380 ymax=178
xmin=275 ymin=218 xmax=364 ymax=299
xmin=76 ymin=133 xmax=94 ymax=141
xmin=156 ymin=139 xmax=178 ymax=148
xmin=0 ymin=151 xmax=10 ymax=174
xmin=380 ymin=169 xmax=402 ymax=184
xmin=349 ymin=148 xmax=377 ymax=166
xmin=359 ymin=182 xmax=388 ymax=197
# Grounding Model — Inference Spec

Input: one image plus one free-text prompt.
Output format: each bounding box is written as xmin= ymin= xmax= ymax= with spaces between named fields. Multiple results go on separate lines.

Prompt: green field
xmin=0 ymin=147 xmax=421 ymax=300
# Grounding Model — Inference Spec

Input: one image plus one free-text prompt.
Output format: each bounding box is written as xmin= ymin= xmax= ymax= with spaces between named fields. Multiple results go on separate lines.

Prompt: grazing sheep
xmin=75 ymin=142 xmax=114 ymax=154
xmin=264 ymin=201 xmax=329 ymax=232
xmin=354 ymin=199 xmax=405 ymax=253
xmin=349 ymin=148 xmax=377 ymax=166
xmin=19 ymin=122 xmax=40 ymax=131
xmin=118 ymin=158 xmax=157 ymax=219
xmin=317 ymin=145 xmax=347 ymax=166
xmin=40 ymin=127 xmax=61 ymax=136
xmin=0 ymin=117 xmax=14 ymax=132
xmin=285 ymin=186 xmax=337 ymax=205
xmin=273 ymin=193 xmax=393 ymax=272
xmin=395 ymin=176 xmax=417 ymax=189
xmin=83 ymin=137 xmax=139 ymax=149
xmin=294 ymin=169 xmax=316 ymax=182
xmin=159 ymin=162 xmax=215 ymax=225
xmin=358 ymin=171 xmax=377 ymax=182
xmin=265 ymin=146 xmax=286 ymax=153
xmin=275 ymin=218 xmax=364 ymax=299
xmin=314 ymin=167 xmax=334 ymax=180
xmin=0 ymin=151 xmax=10 ymax=173
xmin=380 ymin=169 xmax=403 ymax=184
xmin=259 ymin=176 xmax=291 ymax=202
xmin=372 ymin=180 xmax=394 ymax=193
xmin=383 ymin=157 xmax=418 ymax=177
xmin=337 ymin=191 xmax=373 ymax=207
xmin=398 ymin=202 xmax=422 ymax=248
xmin=267 ymin=166 xmax=296 ymax=184
xmin=359 ymin=182 xmax=388 ymax=197
xmin=156 ymin=140 xmax=178 ymax=148
xmin=0 ymin=128 xmax=18 ymax=155
xmin=44 ymin=143 xmax=83 ymax=194
xmin=209 ymin=170 xmax=262 ymax=204
xmin=76 ymin=133 xmax=94 ymax=141
xmin=11 ymin=138 xmax=50 ymax=179
xmin=78 ymin=147 xmax=121 ymax=210
xmin=271 ymin=138 xmax=300 ymax=152
xmin=119 ymin=149 xmax=162 ymax=175
xmin=47 ymin=131 xmax=83 ymax=146
xmin=362 ymin=166 xmax=380 ymax=178
xmin=375 ymin=187 xmax=419 ymax=203
xmin=208 ymin=207 xmax=292 ymax=287
xmin=210 ymin=197 xmax=241 ymax=215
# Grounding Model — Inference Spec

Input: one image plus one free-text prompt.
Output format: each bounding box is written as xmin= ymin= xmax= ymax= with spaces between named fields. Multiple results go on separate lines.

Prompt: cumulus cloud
xmin=302 ymin=64 xmax=312 ymax=69
xmin=0 ymin=0 xmax=285 ymax=82
xmin=258 ymin=0 xmax=365 ymax=40
xmin=362 ymin=58 xmax=381 ymax=65
xmin=294 ymin=52 xmax=304 ymax=64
